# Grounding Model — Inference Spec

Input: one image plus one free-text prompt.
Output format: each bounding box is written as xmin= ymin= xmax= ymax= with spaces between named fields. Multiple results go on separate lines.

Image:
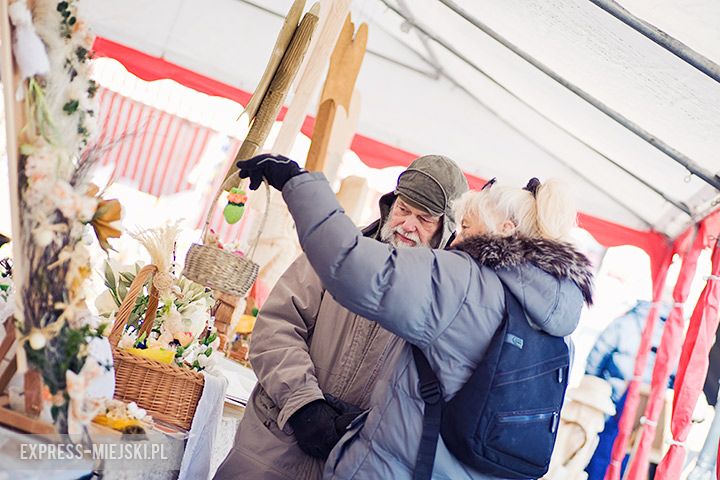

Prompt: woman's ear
xmin=499 ymin=220 xmax=516 ymax=236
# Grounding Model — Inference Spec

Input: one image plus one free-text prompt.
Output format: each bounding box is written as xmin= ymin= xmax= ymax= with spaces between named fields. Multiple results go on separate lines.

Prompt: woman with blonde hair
xmin=453 ymin=177 xmax=578 ymax=244
xmin=233 ymin=155 xmax=594 ymax=480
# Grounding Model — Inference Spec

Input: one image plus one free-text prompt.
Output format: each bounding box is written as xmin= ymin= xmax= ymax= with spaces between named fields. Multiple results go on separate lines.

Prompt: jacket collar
xmin=453 ymin=234 xmax=594 ymax=305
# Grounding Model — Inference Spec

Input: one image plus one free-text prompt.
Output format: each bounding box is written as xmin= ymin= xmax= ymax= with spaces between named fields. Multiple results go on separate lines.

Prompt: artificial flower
xmin=127 ymin=402 xmax=147 ymax=421
xmin=117 ymin=328 xmax=137 ymax=350
xmin=197 ymin=353 xmax=211 ymax=368
xmin=94 ymin=290 xmax=117 ymax=316
xmin=33 ymin=225 xmax=55 ymax=247
xmin=28 ymin=329 xmax=47 ymax=350
xmin=86 ymin=184 xmax=122 ymax=252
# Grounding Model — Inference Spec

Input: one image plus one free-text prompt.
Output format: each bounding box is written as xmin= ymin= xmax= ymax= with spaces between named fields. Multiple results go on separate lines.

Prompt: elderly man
xmin=215 ymin=155 xmax=468 ymax=480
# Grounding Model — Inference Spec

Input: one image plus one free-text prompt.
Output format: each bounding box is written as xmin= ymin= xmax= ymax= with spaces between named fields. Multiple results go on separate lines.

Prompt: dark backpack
xmin=412 ymin=283 xmax=570 ymax=480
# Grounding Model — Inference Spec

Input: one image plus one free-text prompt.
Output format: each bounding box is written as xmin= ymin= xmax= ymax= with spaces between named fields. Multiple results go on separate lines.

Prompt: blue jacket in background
xmin=585 ymin=300 xmax=672 ymax=403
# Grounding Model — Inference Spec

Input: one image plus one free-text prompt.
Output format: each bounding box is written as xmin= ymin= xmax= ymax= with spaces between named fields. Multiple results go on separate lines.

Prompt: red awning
xmin=96 ymin=87 xmax=214 ymax=197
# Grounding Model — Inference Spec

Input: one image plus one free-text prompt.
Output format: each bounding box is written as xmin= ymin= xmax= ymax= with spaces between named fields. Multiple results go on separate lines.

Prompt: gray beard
xmin=380 ymin=221 xmax=422 ymax=248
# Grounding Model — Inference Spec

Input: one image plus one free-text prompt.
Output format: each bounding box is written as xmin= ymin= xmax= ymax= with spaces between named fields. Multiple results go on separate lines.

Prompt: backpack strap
xmin=411 ymin=345 xmax=444 ymax=480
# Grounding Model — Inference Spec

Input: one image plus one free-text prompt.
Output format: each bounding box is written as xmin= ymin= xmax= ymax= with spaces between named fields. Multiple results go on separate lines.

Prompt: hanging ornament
xmin=223 ymin=188 xmax=248 ymax=224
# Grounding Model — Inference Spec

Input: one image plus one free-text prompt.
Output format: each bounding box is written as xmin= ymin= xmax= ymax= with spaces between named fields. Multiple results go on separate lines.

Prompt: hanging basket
xmin=108 ymin=264 xmax=204 ymax=431
xmin=182 ymin=178 xmax=270 ymax=298
xmin=183 ymin=243 xmax=259 ymax=298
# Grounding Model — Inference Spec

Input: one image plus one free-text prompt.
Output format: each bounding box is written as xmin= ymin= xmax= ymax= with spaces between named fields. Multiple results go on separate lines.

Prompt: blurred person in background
xmin=584 ymin=300 xmax=672 ymax=480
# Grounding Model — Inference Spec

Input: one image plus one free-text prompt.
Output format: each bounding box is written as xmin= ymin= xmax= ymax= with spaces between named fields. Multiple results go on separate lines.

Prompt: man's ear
xmin=430 ymin=220 xmax=445 ymax=248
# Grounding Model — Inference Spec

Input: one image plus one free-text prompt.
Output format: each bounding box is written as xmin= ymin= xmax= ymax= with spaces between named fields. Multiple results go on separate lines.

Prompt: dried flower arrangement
xmin=8 ymin=0 xmax=121 ymax=433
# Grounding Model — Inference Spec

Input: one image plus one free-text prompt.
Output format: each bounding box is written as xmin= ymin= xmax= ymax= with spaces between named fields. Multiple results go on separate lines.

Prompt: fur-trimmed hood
xmin=454 ymin=234 xmax=594 ymax=305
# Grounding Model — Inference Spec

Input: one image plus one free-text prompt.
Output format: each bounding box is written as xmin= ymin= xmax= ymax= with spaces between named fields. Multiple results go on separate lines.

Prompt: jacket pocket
xmin=493 ymin=355 xmax=568 ymax=387
xmin=327 ymin=410 xmax=370 ymax=474
xmin=255 ymin=387 xmax=280 ymax=420
xmin=485 ymin=408 xmax=558 ymax=468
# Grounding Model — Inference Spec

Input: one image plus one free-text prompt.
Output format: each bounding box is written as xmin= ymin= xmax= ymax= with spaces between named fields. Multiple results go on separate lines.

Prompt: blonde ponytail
xmin=533 ymin=178 xmax=577 ymax=241
xmin=453 ymin=178 xmax=577 ymax=242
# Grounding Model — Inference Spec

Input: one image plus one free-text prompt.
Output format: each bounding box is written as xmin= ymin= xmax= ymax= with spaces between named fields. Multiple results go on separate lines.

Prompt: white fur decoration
xmin=8 ymin=0 xmax=50 ymax=98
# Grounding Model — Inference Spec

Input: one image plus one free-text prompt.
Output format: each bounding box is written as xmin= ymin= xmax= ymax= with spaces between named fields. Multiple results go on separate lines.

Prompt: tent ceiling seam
xmin=379 ymin=0 xmax=692 ymax=220
xmin=450 ymin=81 xmax=657 ymax=228
xmin=370 ymin=25 xmax=657 ymax=227
xmin=396 ymin=0 xmax=443 ymax=79
xmin=160 ymin=0 xmax=188 ymax=60
xmin=436 ymin=0 xmax=720 ymax=193
xmin=674 ymin=194 xmax=720 ymax=236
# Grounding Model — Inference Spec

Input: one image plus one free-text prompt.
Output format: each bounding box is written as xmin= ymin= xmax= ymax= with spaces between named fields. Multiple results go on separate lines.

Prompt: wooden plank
xmin=0 ymin=0 xmax=27 ymax=326
xmin=324 ymin=88 xmax=361 ymax=183
xmin=319 ymin=15 xmax=368 ymax=112
xmin=1 ymin=0 xmax=27 ymax=390
xmin=24 ymin=369 xmax=42 ymax=417
xmin=305 ymin=15 xmax=367 ymax=175
xmin=0 ymin=317 xmax=16 ymax=362
xmin=0 ymin=405 xmax=56 ymax=434
xmin=222 ymin=3 xmax=321 ymax=189
xmin=0 ymin=357 xmax=16 ymax=395
xmin=304 ymin=98 xmax=336 ymax=172
xmin=336 ymin=175 xmax=369 ymax=224
xmin=243 ymin=0 xmax=305 ymax=122
xmin=272 ymin=0 xmax=351 ymax=155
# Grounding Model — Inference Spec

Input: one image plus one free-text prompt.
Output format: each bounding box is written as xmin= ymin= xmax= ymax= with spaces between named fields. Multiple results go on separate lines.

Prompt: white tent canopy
xmin=83 ymin=0 xmax=720 ymax=240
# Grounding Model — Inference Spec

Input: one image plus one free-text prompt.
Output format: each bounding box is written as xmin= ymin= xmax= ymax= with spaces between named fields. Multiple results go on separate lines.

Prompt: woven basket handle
xmin=108 ymin=264 xmax=160 ymax=348
xmin=200 ymin=179 xmax=271 ymax=261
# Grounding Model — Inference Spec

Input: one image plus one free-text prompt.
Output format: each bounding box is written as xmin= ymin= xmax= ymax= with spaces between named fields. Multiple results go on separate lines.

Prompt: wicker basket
xmin=108 ymin=264 xmax=205 ymax=431
xmin=183 ymin=243 xmax=259 ymax=297
xmin=182 ymin=181 xmax=270 ymax=297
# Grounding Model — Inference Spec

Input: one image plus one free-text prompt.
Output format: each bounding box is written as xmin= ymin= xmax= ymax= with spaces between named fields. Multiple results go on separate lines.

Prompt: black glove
xmin=288 ymin=399 xmax=342 ymax=460
xmin=288 ymin=395 xmax=363 ymax=460
xmin=236 ymin=154 xmax=305 ymax=191
xmin=324 ymin=393 xmax=363 ymax=433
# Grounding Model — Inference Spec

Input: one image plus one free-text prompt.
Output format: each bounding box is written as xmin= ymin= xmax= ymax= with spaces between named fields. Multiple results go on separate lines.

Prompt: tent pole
xmin=396 ymin=0 xmax=442 ymax=79
xmin=686 ymin=389 xmax=720 ymax=479
xmin=379 ymin=0 xmax=693 ymax=216
xmin=445 ymin=73 xmax=691 ymax=217
xmin=373 ymin=20 xmax=655 ymax=225
xmin=448 ymin=82 xmax=656 ymax=228
xmin=436 ymin=0 xmax=720 ymax=193
xmin=588 ymin=0 xmax=720 ymax=84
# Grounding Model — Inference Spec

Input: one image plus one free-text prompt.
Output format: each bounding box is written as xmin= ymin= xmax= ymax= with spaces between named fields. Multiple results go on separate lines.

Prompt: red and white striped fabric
xmin=95 ymin=87 xmax=214 ymax=197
